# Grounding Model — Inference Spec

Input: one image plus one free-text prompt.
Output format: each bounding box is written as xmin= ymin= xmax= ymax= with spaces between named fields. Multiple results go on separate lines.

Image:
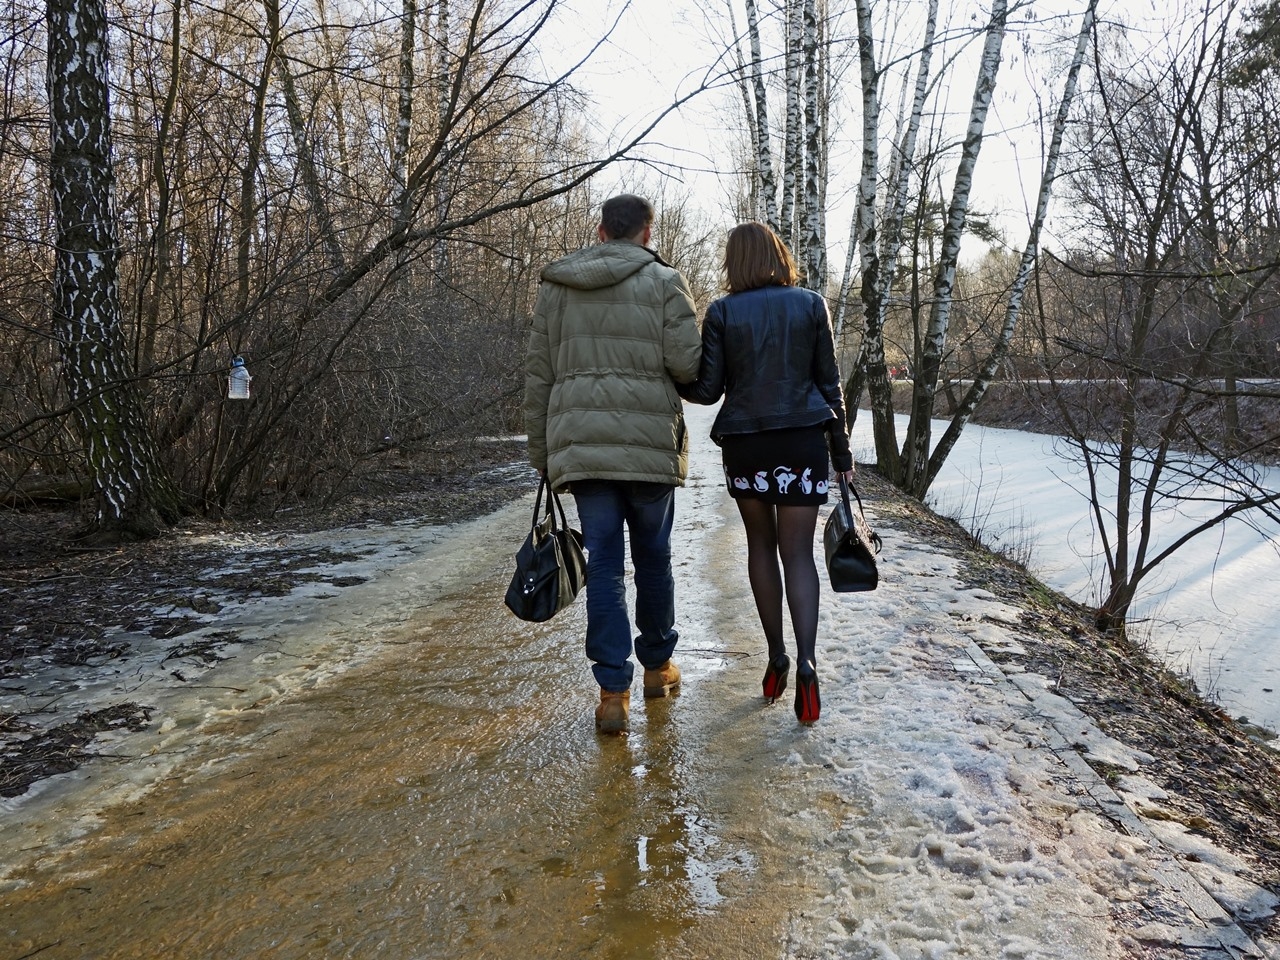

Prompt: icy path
xmin=1 ymin=404 xmax=1275 ymax=959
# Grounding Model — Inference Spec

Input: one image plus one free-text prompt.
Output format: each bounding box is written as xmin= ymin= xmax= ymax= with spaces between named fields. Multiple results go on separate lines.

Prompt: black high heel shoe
xmin=795 ymin=662 xmax=820 ymax=724
xmin=762 ymin=654 xmax=790 ymax=703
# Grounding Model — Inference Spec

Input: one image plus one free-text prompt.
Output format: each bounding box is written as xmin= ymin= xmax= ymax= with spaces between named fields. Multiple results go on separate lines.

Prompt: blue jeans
xmin=571 ymin=481 xmax=679 ymax=693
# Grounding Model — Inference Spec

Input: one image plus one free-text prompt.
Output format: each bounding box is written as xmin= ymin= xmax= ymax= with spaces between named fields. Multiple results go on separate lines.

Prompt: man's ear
xmin=641 ymin=225 xmax=652 ymax=246
xmin=597 ymin=224 xmax=609 ymax=242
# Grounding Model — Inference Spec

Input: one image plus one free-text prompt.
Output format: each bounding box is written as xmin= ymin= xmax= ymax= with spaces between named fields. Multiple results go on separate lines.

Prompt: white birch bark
xmin=904 ymin=0 xmax=1009 ymax=497
xmin=879 ymin=0 xmax=937 ymax=329
xmin=853 ymin=0 xmax=939 ymax=476
xmin=817 ymin=2 xmax=830 ymax=258
xmin=925 ymin=0 xmax=1099 ymax=491
xmin=832 ymin=212 xmax=860 ymax=339
xmin=801 ymin=0 xmax=825 ymax=291
xmin=846 ymin=0 xmax=904 ymax=468
xmin=393 ymin=0 xmax=417 ymax=232
xmin=49 ymin=0 xmax=182 ymax=534
xmin=274 ymin=45 xmax=345 ymax=271
xmin=745 ymin=0 xmax=779 ymax=230
xmin=315 ymin=0 xmax=351 ymax=182
xmin=139 ymin=0 xmax=184 ymax=371
xmin=433 ymin=0 xmax=451 ymax=275
xmin=727 ymin=0 xmax=761 ymax=219
xmin=779 ymin=0 xmax=802 ymax=246
xmin=237 ymin=7 xmax=276 ymax=313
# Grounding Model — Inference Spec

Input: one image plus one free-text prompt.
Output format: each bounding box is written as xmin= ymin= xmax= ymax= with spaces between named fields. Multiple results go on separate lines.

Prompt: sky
xmin=542 ymin=0 xmax=1110 ymax=258
xmin=540 ymin=0 xmax=1208 ymax=271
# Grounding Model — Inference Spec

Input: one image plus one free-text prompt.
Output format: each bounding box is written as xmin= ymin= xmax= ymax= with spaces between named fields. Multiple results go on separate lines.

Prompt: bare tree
xmin=800 ymin=0 xmax=826 ymax=291
xmin=924 ymin=0 xmax=1098 ymax=490
xmin=267 ymin=0 xmax=345 ymax=273
xmin=779 ymin=0 xmax=803 ymax=244
xmin=743 ymin=0 xmax=780 ymax=229
xmin=48 ymin=0 xmax=183 ymax=537
xmin=843 ymin=0 xmax=941 ymax=475
xmin=4 ymin=0 xmax=735 ymax=530
xmin=898 ymin=0 xmax=1010 ymax=495
xmin=393 ymin=0 xmax=417 ymax=233
xmin=1036 ymin=0 xmax=1280 ymax=634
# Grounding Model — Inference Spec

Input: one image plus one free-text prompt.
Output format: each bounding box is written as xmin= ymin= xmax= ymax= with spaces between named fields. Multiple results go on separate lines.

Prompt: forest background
xmin=4 ymin=0 xmax=1280 ymax=646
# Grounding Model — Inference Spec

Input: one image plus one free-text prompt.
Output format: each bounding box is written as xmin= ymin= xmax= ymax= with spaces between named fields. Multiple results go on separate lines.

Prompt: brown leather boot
xmin=642 ymin=659 xmax=681 ymax=699
xmin=595 ymin=689 xmax=630 ymax=734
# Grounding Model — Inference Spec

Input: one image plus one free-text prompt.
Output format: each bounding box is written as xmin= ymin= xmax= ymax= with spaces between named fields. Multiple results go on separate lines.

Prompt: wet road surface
xmin=2 ymin=471 xmax=847 ymax=959
xmin=3 ymin=406 xmax=1273 ymax=959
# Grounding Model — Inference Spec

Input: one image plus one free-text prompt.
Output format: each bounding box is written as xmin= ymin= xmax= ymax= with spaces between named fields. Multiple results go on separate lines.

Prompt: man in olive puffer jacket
xmin=524 ymin=194 xmax=702 ymax=734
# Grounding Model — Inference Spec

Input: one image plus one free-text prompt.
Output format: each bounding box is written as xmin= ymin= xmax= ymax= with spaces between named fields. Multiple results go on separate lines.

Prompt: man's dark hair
xmin=600 ymin=194 xmax=654 ymax=241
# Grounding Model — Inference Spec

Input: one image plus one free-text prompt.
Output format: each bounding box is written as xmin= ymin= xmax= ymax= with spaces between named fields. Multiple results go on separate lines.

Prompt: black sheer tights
xmin=735 ymin=499 xmax=820 ymax=668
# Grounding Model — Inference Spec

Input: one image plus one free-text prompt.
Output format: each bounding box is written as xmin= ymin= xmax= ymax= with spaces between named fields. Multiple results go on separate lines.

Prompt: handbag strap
xmin=839 ymin=474 xmax=883 ymax=554
xmin=531 ymin=473 xmax=570 ymax=533
xmin=838 ymin=473 xmax=854 ymax=515
xmin=548 ymin=480 xmax=570 ymax=531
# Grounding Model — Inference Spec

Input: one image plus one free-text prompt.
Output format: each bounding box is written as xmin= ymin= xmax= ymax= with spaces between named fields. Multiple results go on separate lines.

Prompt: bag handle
xmin=531 ymin=473 xmax=570 ymax=533
xmin=838 ymin=473 xmax=863 ymax=516
xmin=838 ymin=474 xmax=882 ymax=555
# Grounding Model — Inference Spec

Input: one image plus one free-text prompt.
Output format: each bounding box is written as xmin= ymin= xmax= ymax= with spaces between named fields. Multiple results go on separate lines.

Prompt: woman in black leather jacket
xmin=679 ymin=222 xmax=854 ymax=724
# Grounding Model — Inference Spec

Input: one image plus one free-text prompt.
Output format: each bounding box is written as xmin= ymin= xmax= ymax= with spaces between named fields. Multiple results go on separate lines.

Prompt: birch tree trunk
xmin=432 ymin=0 xmax=452 ymax=276
xmin=727 ymin=0 xmax=761 ymax=219
xmin=393 ymin=0 xmax=417 ymax=236
xmin=848 ymin=0 xmax=898 ymax=471
xmin=800 ymin=0 xmax=825 ymax=291
xmin=832 ymin=212 xmax=860 ymax=340
xmin=237 ymin=7 xmax=276 ymax=314
xmin=136 ymin=0 xmax=184 ymax=374
xmin=744 ymin=0 xmax=779 ymax=230
xmin=48 ymin=0 xmax=183 ymax=537
xmin=779 ymin=0 xmax=802 ymax=246
xmin=315 ymin=0 xmax=351 ymax=183
xmin=925 ymin=0 xmax=1098 ymax=491
xmin=838 ymin=0 xmax=937 ymax=333
xmin=903 ymin=0 xmax=1008 ymax=497
xmin=817 ymin=2 xmax=830 ymax=261
xmin=267 ymin=0 xmax=345 ymax=272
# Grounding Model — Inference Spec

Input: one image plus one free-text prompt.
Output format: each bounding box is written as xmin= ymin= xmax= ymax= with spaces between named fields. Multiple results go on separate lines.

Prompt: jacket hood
xmin=540 ymin=240 xmax=660 ymax=291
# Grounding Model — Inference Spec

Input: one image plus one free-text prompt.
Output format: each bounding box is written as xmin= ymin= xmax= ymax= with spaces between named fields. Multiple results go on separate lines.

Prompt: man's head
xmin=598 ymin=194 xmax=654 ymax=244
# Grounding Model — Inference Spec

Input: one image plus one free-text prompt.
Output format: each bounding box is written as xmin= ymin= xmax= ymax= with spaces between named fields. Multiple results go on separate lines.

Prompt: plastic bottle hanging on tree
xmin=227 ymin=356 xmax=252 ymax=400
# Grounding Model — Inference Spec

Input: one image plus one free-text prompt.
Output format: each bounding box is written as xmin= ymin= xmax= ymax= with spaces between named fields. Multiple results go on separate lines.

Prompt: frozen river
xmin=856 ymin=416 xmax=1280 ymax=739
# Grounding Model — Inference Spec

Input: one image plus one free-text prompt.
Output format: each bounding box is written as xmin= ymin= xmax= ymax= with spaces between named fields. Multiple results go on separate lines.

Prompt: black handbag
xmin=504 ymin=474 xmax=588 ymax=622
xmin=823 ymin=476 xmax=883 ymax=592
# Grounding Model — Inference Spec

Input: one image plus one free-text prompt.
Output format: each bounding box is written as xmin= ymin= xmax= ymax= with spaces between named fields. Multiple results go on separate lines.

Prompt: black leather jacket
xmin=679 ymin=285 xmax=852 ymax=471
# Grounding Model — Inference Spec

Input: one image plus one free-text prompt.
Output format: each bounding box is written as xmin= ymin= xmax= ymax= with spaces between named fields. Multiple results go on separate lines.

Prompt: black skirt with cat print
xmin=719 ymin=424 xmax=831 ymax=505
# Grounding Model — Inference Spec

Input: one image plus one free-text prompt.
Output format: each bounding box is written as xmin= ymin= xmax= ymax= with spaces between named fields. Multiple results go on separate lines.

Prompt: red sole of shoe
xmin=763 ymin=674 xmax=786 ymax=701
xmin=763 ymin=658 xmax=790 ymax=702
xmin=796 ymin=679 xmax=820 ymax=724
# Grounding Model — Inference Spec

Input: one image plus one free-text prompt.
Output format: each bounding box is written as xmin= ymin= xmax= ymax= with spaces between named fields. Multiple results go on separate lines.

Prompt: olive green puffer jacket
xmin=524 ymin=240 xmax=701 ymax=489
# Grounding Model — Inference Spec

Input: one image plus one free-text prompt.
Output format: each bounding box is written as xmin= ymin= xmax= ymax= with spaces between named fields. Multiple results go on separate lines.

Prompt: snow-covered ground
xmin=858 ymin=416 xmax=1280 ymax=740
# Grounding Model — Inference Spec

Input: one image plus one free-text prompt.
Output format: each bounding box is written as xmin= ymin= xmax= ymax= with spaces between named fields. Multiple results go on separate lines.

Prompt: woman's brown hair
xmin=723 ymin=222 xmax=800 ymax=293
